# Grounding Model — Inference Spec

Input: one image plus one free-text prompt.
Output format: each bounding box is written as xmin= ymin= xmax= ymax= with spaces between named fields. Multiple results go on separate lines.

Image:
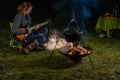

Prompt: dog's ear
xmin=48 ymin=29 xmax=56 ymax=34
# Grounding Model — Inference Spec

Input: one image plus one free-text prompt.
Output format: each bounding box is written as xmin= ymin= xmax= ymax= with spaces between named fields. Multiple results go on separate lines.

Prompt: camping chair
xmin=9 ymin=22 xmax=27 ymax=50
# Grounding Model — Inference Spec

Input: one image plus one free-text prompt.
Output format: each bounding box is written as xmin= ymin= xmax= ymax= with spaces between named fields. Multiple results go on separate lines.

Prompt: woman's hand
xmin=27 ymin=28 xmax=32 ymax=34
xmin=34 ymin=24 xmax=40 ymax=30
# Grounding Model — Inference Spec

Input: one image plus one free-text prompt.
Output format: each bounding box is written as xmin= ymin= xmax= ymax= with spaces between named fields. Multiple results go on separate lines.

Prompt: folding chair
xmin=9 ymin=22 xmax=23 ymax=50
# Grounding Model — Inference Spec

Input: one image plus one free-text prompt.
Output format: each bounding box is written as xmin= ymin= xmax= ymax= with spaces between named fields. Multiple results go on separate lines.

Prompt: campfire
xmin=47 ymin=9 xmax=94 ymax=69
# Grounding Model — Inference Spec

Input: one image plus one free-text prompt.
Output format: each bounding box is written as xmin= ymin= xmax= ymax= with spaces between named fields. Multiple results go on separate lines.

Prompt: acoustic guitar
xmin=16 ymin=19 xmax=51 ymax=40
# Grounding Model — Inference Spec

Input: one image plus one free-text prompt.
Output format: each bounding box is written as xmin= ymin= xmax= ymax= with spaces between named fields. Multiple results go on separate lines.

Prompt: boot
xmin=28 ymin=40 xmax=39 ymax=50
xmin=22 ymin=46 xmax=30 ymax=54
xmin=22 ymin=40 xmax=39 ymax=54
xmin=35 ymin=44 xmax=45 ymax=51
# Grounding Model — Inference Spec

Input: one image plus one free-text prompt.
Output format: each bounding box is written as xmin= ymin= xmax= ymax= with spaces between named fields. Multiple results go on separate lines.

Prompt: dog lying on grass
xmin=43 ymin=29 xmax=72 ymax=50
xmin=43 ymin=29 xmax=90 ymax=53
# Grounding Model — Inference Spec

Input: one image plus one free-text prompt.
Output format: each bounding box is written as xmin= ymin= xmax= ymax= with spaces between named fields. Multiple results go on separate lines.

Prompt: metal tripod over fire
xmin=65 ymin=8 xmax=80 ymax=30
xmin=65 ymin=8 xmax=85 ymax=45
xmin=65 ymin=8 xmax=95 ymax=69
xmin=47 ymin=8 xmax=95 ymax=70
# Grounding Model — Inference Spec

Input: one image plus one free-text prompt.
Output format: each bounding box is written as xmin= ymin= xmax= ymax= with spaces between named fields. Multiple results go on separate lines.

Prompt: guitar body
xmin=15 ymin=19 xmax=51 ymax=40
xmin=16 ymin=28 xmax=26 ymax=40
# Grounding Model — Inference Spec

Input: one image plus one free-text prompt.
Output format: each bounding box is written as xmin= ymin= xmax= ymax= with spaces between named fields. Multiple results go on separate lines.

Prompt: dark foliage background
xmin=0 ymin=0 xmax=119 ymax=17
xmin=0 ymin=0 xmax=120 ymax=29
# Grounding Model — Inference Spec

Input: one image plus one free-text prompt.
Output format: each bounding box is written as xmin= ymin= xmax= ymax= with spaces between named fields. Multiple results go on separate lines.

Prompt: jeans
xmin=26 ymin=27 xmax=48 ymax=44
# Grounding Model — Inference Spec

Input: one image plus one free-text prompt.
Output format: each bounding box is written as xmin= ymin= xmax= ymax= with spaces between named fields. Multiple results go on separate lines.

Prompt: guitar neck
xmin=28 ymin=21 xmax=48 ymax=31
xmin=17 ymin=21 xmax=49 ymax=40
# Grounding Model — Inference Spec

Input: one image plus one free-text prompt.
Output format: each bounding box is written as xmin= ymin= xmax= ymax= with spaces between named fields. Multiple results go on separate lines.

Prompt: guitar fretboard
xmin=28 ymin=21 xmax=48 ymax=31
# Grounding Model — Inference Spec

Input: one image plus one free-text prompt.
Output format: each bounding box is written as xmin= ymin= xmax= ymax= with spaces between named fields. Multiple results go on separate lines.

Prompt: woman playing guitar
xmin=12 ymin=1 xmax=48 ymax=54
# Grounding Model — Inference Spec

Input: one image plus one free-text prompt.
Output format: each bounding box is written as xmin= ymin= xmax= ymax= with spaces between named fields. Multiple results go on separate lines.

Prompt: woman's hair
xmin=17 ymin=1 xmax=33 ymax=14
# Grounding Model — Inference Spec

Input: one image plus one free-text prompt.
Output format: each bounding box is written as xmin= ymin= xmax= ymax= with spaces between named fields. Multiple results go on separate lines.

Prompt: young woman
xmin=12 ymin=1 xmax=48 ymax=54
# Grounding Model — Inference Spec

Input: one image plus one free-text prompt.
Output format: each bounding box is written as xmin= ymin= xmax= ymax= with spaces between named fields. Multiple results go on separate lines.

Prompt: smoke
xmin=51 ymin=0 xmax=100 ymax=43
xmin=51 ymin=0 xmax=100 ymax=31
xmin=51 ymin=0 xmax=68 ymax=11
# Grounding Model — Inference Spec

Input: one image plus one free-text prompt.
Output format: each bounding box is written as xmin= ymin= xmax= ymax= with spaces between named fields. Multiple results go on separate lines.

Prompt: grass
xmin=0 ymin=20 xmax=120 ymax=80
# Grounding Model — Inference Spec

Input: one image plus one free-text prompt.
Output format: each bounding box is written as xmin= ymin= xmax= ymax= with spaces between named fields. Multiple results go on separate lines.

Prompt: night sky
xmin=0 ymin=0 xmax=120 ymax=25
xmin=0 ymin=0 xmax=119 ymax=15
xmin=0 ymin=0 xmax=53 ymax=17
